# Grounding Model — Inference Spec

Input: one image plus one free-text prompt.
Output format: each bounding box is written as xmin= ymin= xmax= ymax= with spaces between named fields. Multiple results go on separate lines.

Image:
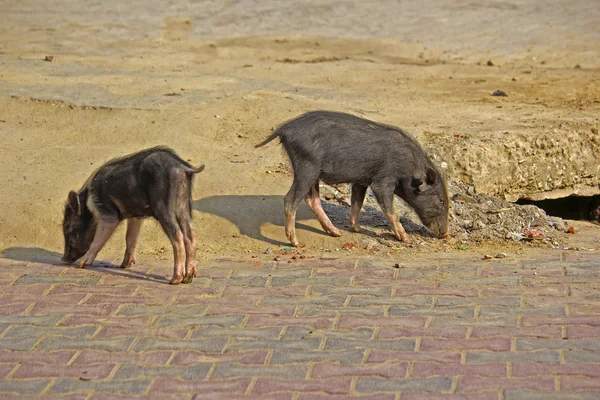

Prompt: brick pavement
xmin=0 ymin=250 xmax=599 ymax=399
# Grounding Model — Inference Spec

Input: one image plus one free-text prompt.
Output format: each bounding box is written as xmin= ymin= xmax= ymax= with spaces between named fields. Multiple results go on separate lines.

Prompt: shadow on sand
xmin=192 ymin=194 xmax=432 ymax=245
xmin=192 ymin=195 xmax=339 ymax=246
xmin=0 ymin=246 xmax=171 ymax=284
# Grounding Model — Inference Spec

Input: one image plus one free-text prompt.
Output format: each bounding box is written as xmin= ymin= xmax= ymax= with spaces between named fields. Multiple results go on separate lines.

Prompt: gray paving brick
xmin=429 ymin=315 xmax=517 ymax=328
xmin=356 ymin=376 xmax=452 ymax=392
xmin=0 ymin=315 xmax=63 ymax=326
xmin=298 ymin=305 xmax=384 ymax=317
xmin=118 ymin=304 xmax=208 ymax=316
xmin=390 ymin=306 xmax=474 ymax=318
xmin=504 ymin=389 xmax=600 ymax=400
xmin=50 ymin=378 xmax=152 ymax=394
xmin=436 ymin=296 xmax=521 ymax=307
xmin=191 ymin=327 xmax=282 ymax=339
xmin=114 ymin=364 xmax=210 ymax=380
xmin=348 ymin=296 xmax=433 ymax=307
xmin=227 ymin=338 xmax=322 ymax=351
xmin=517 ymin=338 xmax=600 ymax=351
xmin=4 ymin=325 xmax=98 ymax=339
xmin=565 ymin=350 xmax=600 ymax=363
xmin=325 ymin=338 xmax=415 ymax=352
xmin=466 ymin=350 xmax=560 ymax=364
xmin=261 ymin=295 xmax=346 ymax=307
xmin=0 ymin=379 xmax=52 ymax=394
xmin=479 ymin=306 xmax=566 ymax=317
xmin=269 ymin=349 xmax=365 ymax=364
xmin=439 ymin=276 xmax=520 ymax=286
xmin=134 ymin=337 xmax=228 ymax=352
xmin=155 ymin=315 xmax=245 ymax=327
xmin=14 ymin=275 xmax=100 ymax=285
xmin=212 ymin=364 xmax=308 ymax=379
xmin=0 ymin=337 xmax=42 ymax=351
xmin=284 ymin=327 xmax=374 ymax=341
xmin=38 ymin=336 xmax=136 ymax=352
xmin=311 ymin=285 xmax=392 ymax=297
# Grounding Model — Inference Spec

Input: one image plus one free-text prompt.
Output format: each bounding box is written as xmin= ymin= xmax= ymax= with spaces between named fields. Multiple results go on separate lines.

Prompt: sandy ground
xmin=0 ymin=1 xmax=599 ymax=265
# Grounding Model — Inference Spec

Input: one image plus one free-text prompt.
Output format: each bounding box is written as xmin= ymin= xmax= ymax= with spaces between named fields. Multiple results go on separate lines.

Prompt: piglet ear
xmin=425 ymin=167 xmax=438 ymax=186
xmin=67 ymin=191 xmax=81 ymax=216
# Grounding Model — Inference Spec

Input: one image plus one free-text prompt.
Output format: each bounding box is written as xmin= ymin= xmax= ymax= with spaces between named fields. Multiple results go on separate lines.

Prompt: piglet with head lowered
xmin=62 ymin=146 xmax=204 ymax=284
xmin=256 ymin=111 xmax=449 ymax=246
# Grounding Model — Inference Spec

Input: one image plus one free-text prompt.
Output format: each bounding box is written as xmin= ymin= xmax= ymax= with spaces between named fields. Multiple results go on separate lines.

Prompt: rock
xmin=491 ymin=90 xmax=508 ymax=97
xmin=495 ymin=252 xmax=507 ymax=258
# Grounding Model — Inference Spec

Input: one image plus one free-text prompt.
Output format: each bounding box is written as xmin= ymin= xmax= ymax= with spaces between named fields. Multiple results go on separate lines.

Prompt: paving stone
xmin=151 ymin=378 xmax=251 ymax=393
xmin=212 ymin=364 xmax=308 ymax=379
xmin=284 ymin=327 xmax=374 ymax=341
xmin=504 ymin=389 xmax=600 ymax=400
xmin=348 ymin=296 xmax=433 ymax=307
xmin=0 ymin=337 xmax=43 ymax=351
xmin=311 ymin=363 xmax=408 ymax=379
xmin=516 ymin=338 xmax=600 ymax=351
xmin=0 ymin=379 xmax=52 ymax=394
xmin=270 ymin=350 xmax=365 ymax=364
xmin=390 ymin=306 xmax=474 ymax=318
xmin=325 ymin=338 xmax=416 ymax=351
xmin=133 ymin=337 xmax=228 ymax=352
xmin=38 ymin=336 xmax=136 ymax=352
xmin=564 ymin=350 xmax=600 ymax=363
xmin=355 ymin=376 xmax=452 ymax=392
xmin=117 ymin=304 xmax=208 ymax=316
xmin=3 ymin=325 xmax=98 ymax=339
xmin=73 ymin=350 xmax=172 ymax=365
xmin=171 ymin=350 xmax=268 ymax=365
xmin=466 ymin=350 xmax=560 ymax=364
xmin=14 ymin=275 xmax=100 ymax=285
xmin=114 ymin=364 xmax=210 ymax=380
xmin=13 ymin=362 xmax=115 ymax=379
xmin=226 ymin=338 xmax=322 ymax=351
xmin=479 ymin=305 xmax=566 ymax=317
xmin=435 ymin=296 xmax=521 ymax=307
xmin=190 ymin=326 xmax=282 ymax=339
xmin=457 ymin=376 xmax=555 ymax=392
xmin=50 ymin=378 xmax=152 ymax=394
xmin=367 ymin=350 xmax=461 ymax=363
xmin=155 ymin=315 xmax=246 ymax=327
xmin=310 ymin=286 xmax=393 ymax=297
xmin=253 ymin=377 xmax=352 ymax=395
xmin=0 ymin=315 xmax=63 ymax=326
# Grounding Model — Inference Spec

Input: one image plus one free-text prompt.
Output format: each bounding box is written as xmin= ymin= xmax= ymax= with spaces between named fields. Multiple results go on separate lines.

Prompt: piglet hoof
xmin=351 ymin=225 xmax=361 ymax=233
xmin=328 ymin=228 xmax=342 ymax=237
xmin=170 ymin=275 xmax=184 ymax=285
xmin=182 ymin=274 xmax=194 ymax=284
xmin=120 ymin=258 xmax=135 ymax=269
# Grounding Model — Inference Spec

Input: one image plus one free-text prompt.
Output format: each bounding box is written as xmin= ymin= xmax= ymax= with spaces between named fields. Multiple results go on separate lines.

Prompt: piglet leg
xmin=181 ymin=227 xmax=196 ymax=284
xmin=78 ymin=220 xmax=119 ymax=268
xmin=305 ymin=184 xmax=341 ymax=237
xmin=371 ymin=181 xmax=410 ymax=243
xmin=349 ymin=184 xmax=367 ymax=233
xmin=121 ymin=218 xmax=143 ymax=269
xmin=156 ymin=211 xmax=186 ymax=285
